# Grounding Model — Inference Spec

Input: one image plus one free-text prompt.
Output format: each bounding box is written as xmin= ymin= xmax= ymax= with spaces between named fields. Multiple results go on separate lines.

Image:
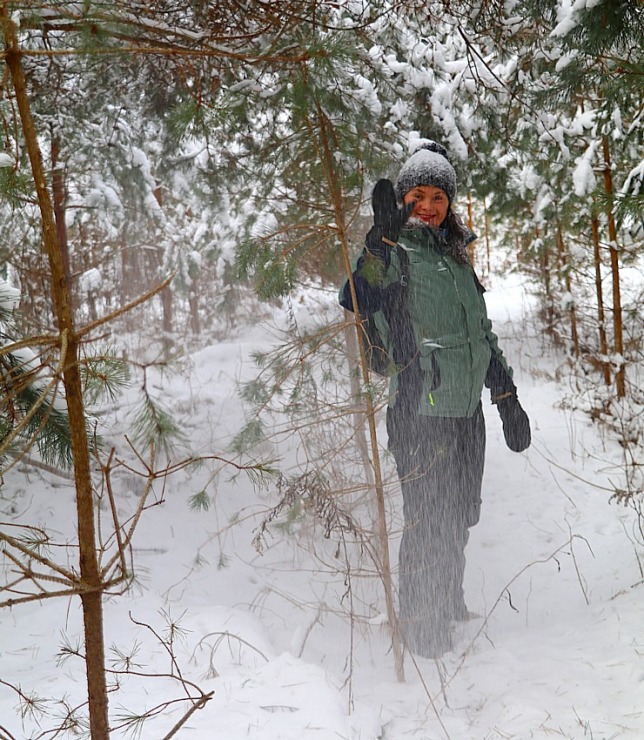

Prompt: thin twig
xmin=76 ymin=273 xmax=175 ymax=339
xmin=567 ymin=522 xmax=592 ymax=605
xmin=128 ymin=612 xmax=192 ymax=695
xmin=0 ymin=330 xmax=68 ymax=474
xmin=0 ymin=530 xmax=75 ymax=583
xmin=100 ymin=472 xmax=154 ymax=579
xmin=442 ymin=536 xmax=582 ymax=694
xmin=101 ymin=448 xmax=129 ymax=581
xmin=11 ymin=454 xmax=74 ymax=480
xmin=161 ymin=691 xmax=214 ymax=740
xmin=192 ymin=630 xmax=270 ymax=664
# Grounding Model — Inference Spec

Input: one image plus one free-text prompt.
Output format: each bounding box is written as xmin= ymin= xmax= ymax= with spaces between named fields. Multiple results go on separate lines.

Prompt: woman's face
xmin=403 ymin=185 xmax=450 ymax=228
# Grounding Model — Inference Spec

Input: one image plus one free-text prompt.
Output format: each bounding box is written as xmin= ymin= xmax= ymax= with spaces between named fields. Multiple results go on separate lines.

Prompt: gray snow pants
xmin=387 ymin=403 xmax=486 ymax=657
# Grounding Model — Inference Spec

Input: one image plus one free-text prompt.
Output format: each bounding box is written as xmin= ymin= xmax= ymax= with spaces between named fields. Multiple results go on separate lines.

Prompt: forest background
xmin=0 ymin=1 xmax=642 ymax=738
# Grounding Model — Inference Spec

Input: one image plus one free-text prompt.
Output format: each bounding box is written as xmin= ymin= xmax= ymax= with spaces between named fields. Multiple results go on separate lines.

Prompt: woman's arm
xmin=340 ymin=179 xmax=413 ymax=316
xmin=339 ymin=253 xmax=390 ymax=315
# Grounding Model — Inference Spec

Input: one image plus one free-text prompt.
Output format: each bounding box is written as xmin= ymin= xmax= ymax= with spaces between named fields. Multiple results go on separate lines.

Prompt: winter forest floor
xmin=1 ymin=268 xmax=643 ymax=739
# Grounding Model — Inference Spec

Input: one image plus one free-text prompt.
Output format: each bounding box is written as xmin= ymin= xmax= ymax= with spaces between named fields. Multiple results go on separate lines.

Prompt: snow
xmin=352 ymin=74 xmax=382 ymax=116
xmin=1 ymin=270 xmax=643 ymax=738
xmin=383 ymin=53 xmax=408 ymax=75
xmin=0 ymin=278 xmax=21 ymax=312
xmin=518 ymin=163 xmax=543 ymax=195
xmin=570 ymin=108 xmax=596 ymax=135
xmin=533 ymin=185 xmax=554 ymax=222
xmin=430 ymin=84 xmax=469 ymax=160
xmin=0 ymin=152 xmax=14 ymax=168
xmin=551 ymin=0 xmax=606 ymax=37
xmin=79 ymin=267 xmax=102 ymax=293
xmin=572 ymin=141 xmax=598 ymax=196
xmin=622 ymin=159 xmax=644 ymax=196
xmin=551 ymin=0 xmax=581 ymax=38
xmin=84 ymin=176 xmax=124 ymax=216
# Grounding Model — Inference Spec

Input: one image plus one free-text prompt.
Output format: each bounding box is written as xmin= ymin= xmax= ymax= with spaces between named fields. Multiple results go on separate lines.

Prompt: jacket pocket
xmin=418 ymin=350 xmax=441 ymax=392
xmin=419 ymin=333 xmax=469 ymax=398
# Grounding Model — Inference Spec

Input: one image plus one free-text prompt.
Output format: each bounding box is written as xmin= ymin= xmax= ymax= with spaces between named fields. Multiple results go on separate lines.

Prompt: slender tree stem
xmin=556 ymin=222 xmax=579 ymax=356
xmin=601 ymin=135 xmax=625 ymax=398
xmin=590 ymin=207 xmax=611 ymax=385
xmin=2 ymin=12 xmax=110 ymax=737
xmin=311 ymin=99 xmax=405 ymax=681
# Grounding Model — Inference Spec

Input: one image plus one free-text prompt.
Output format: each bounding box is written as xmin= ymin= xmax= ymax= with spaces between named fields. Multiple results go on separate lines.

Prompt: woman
xmin=340 ymin=141 xmax=531 ymax=658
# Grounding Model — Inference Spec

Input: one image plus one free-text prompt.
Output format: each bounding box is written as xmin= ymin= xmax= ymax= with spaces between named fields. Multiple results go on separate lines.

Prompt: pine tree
xmin=0 ymin=279 xmax=84 ymax=471
xmin=1 ymin=3 xmax=281 ymax=733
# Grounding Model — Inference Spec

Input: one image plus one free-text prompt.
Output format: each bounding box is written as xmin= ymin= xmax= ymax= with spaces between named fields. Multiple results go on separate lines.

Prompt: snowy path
xmin=1 ymin=273 xmax=642 ymax=739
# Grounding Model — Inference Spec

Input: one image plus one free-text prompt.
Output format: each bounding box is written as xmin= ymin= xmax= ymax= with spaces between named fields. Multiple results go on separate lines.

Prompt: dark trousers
xmin=387 ymin=403 xmax=486 ymax=656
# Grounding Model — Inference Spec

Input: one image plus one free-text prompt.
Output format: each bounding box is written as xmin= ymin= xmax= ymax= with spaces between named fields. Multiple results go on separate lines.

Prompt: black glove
xmin=496 ymin=395 xmax=531 ymax=452
xmin=364 ymin=179 xmax=414 ymax=267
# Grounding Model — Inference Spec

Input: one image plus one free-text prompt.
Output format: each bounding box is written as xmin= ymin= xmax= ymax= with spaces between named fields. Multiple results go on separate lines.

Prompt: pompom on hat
xmin=394 ymin=141 xmax=457 ymax=203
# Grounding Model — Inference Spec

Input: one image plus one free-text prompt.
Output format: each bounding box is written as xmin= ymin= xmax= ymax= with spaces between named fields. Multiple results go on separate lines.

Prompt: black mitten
xmin=364 ymin=179 xmax=414 ymax=266
xmin=496 ymin=396 xmax=531 ymax=452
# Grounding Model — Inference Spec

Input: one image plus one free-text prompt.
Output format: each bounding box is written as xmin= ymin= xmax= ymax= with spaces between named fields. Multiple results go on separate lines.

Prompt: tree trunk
xmin=538 ymin=226 xmax=554 ymax=333
xmin=312 ymin=101 xmax=404 ymax=681
xmin=556 ymin=223 xmax=579 ymax=357
xmin=3 ymin=15 xmax=110 ymax=737
xmin=467 ymin=192 xmax=476 ymax=267
xmin=121 ymin=237 xmax=143 ymax=329
xmin=51 ymin=135 xmax=72 ymax=295
xmin=162 ymin=281 xmax=174 ymax=353
xmin=189 ymin=283 xmax=201 ymax=336
xmin=483 ymin=196 xmax=491 ymax=276
xmin=343 ymin=317 xmax=380 ymax=554
xmin=601 ymin=136 xmax=625 ymax=398
xmin=590 ymin=209 xmax=611 ymax=385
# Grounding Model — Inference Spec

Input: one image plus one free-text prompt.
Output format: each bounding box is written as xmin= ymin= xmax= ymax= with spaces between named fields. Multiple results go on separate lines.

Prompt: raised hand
xmin=365 ymin=179 xmax=414 ymax=265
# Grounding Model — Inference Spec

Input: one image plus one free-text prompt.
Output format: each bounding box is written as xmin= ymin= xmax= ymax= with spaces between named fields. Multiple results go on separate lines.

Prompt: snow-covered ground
xmin=1 ymin=270 xmax=643 ymax=739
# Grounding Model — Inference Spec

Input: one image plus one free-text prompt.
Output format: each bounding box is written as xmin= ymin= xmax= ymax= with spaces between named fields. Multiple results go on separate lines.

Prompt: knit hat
xmin=394 ymin=141 xmax=457 ymax=203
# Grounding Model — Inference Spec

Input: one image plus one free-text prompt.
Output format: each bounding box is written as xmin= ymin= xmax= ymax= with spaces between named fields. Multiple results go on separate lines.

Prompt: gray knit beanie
xmin=394 ymin=141 xmax=457 ymax=203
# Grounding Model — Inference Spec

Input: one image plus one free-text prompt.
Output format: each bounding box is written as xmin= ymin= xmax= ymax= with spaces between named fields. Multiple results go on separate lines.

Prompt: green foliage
xmin=241 ymin=461 xmax=279 ymax=489
xmin=228 ymin=418 xmax=266 ymax=456
xmin=130 ymin=393 xmax=187 ymax=458
xmin=188 ymin=489 xmax=212 ymax=512
xmin=238 ymin=322 xmax=335 ymax=434
xmin=239 ymin=376 xmax=273 ymax=406
xmin=359 ymin=253 xmax=388 ymax=285
xmin=217 ymin=11 xmax=403 ymax=299
xmin=165 ymin=98 xmax=213 ymax=144
xmin=16 ymin=687 xmax=49 ymax=723
xmin=108 ymin=641 xmax=144 ymax=672
xmin=272 ymin=497 xmax=305 ymax=536
xmin=235 ymin=238 xmax=299 ymax=300
xmin=596 ymin=188 xmax=644 ymax=235
xmin=111 ymin=708 xmax=148 ymax=740
xmin=20 ymin=386 xmax=76 ymax=469
xmin=0 ymin=348 xmax=83 ymax=471
xmin=56 ymin=632 xmax=84 ymax=668
xmin=0 ymin=319 xmax=130 ymax=473
xmin=3 ymin=0 xmax=642 ymax=504
xmin=0 ymin=157 xmax=33 ymax=207
xmin=253 ymin=471 xmax=361 ymax=554
xmin=553 ymin=0 xmax=643 ymax=59
xmin=81 ymin=350 xmax=130 ymax=405
xmin=4 ymin=521 xmax=51 ymax=556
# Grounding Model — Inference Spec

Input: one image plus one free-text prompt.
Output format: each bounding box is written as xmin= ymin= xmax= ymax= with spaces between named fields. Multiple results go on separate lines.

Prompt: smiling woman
xmin=403 ymin=185 xmax=450 ymax=228
xmin=339 ymin=140 xmax=531 ymax=659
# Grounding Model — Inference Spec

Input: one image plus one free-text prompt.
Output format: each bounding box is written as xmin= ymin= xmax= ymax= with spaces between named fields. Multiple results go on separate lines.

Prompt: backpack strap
xmin=380 ymin=246 xmax=415 ymax=369
xmin=380 ymin=245 xmax=427 ymax=410
xmin=397 ymin=246 xmax=410 ymax=287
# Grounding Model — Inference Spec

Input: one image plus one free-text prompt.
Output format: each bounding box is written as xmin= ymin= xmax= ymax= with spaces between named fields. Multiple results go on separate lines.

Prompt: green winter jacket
xmin=346 ymin=226 xmax=512 ymax=419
